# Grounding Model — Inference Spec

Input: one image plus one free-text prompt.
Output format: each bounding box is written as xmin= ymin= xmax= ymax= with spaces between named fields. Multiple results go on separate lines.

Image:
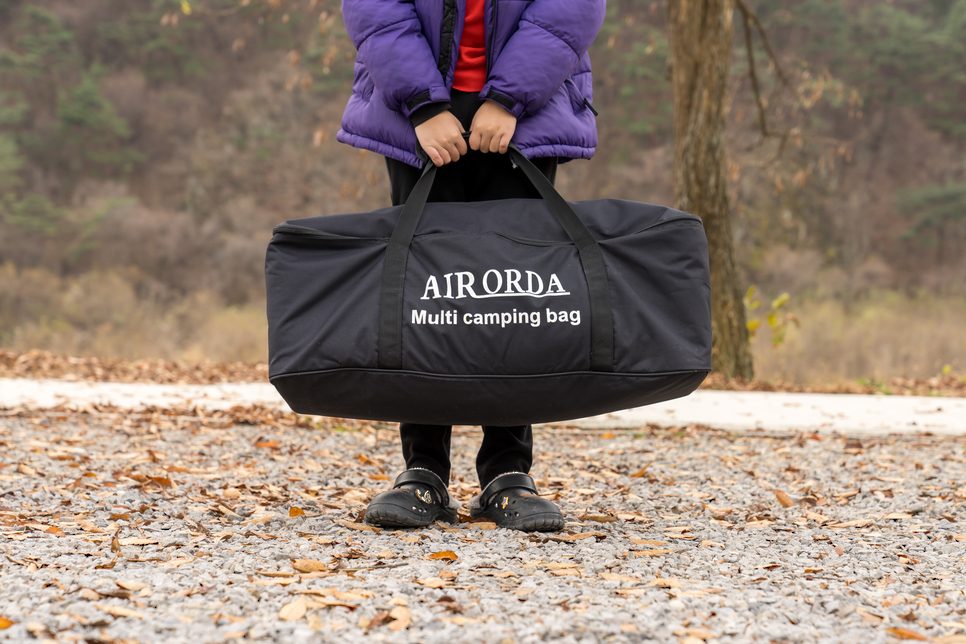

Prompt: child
xmin=336 ymin=0 xmax=606 ymax=531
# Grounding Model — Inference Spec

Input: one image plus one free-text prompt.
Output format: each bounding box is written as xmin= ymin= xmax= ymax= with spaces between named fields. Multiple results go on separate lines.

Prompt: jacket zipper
xmin=437 ymin=0 xmax=459 ymax=82
xmin=485 ymin=0 xmax=497 ymax=76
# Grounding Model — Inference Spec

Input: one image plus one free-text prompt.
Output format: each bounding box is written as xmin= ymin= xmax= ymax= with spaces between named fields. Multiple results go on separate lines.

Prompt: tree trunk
xmin=667 ymin=0 xmax=754 ymax=380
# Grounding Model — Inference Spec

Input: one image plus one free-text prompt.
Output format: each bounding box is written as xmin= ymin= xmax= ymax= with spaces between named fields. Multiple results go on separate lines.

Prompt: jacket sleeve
xmin=480 ymin=0 xmax=606 ymax=119
xmin=342 ymin=0 xmax=450 ymax=117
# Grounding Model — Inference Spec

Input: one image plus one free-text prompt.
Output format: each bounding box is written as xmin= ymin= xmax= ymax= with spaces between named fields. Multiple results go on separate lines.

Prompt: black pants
xmin=386 ymin=90 xmax=558 ymax=489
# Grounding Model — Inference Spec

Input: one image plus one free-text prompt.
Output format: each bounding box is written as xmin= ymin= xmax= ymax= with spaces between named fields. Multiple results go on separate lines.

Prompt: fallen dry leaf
xmin=600 ymin=572 xmax=641 ymax=583
xmin=700 ymin=540 xmax=724 ymax=548
xmin=0 ymin=617 xmax=14 ymax=629
xmin=549 ymin=568 xmax=580 ymax=577
xmin=614 ymin=588 xmax=648 ymax=596
xmin=366 ymin=611 xmax=391 ymax=630
xmin=336 ymin=520 xmax=380 ymax=533
xmin=291 ymin=559 xmax=328 ymax=573
xmin=629 ymin=549 xmax=675 ymax=557
xmin=116 ymin=581 xmax=148 ymax=592
xmin=830 ymin=519 xmax=872 ymax=529
xmin=886 ymin=513 xmax=912 ymax=520
xmin=708 ymin=506 xmax=734 ymax=519
xmin=118 ymin=538 xmax=159 ymax=546
xmin=471 ymin=521 xmax=497 ymax=530
xmin=685 ymin=627 xmax=717 ymax=640
xmin=581 ymin=514 xmax=618 ymax=523
xmin=479 ymin=570 xmax=517 ymax=578
xmin=857 ymin=608 xmax=884 ymax=624
xmin=289 ymin=507 xmax=305 ymax=517
xmin=387 ymin=606 xmax=411 ymax=631
xmin=416 ymin=577 xmax=450 ymax=588
xmin=629 ymin=539 xmax=667 ymax=546
xmin=648 ymin=577 xmax=682 ymax=589
xmin=629 ymin=462 xmax=654 ymax=477
xmin=933 ymin=636 xmax=966 ymax=644
xmin=885 ymin=627 xmax=928 ymax=641
xmin=774 ymin=489 xmax=795 ymax=508
xmin=159 ymin=557 xmax=196 ymax=568
xmin=279 ymin=596 xmax=307 ymax=622
xmin=79 ymin=520 xmax=106 ymax=533
xmin=92 ymin=604 xmax=143 ymax=619
xmin=806 ymin=512 xmax=832 ymax=524
xmin=552 ymin=531 xmax=605 ymax=542
xmin=426 ymin=551 xmax=458 ymax=561
xmin=44 ymin=526 xmax=65 ymax=537
xmin=439 ymin=616 xmax=480 ymax=625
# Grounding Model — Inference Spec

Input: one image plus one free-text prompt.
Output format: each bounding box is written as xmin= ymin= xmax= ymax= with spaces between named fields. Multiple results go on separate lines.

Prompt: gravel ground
xmin=1 ymin=407 xmax=965 ymax=644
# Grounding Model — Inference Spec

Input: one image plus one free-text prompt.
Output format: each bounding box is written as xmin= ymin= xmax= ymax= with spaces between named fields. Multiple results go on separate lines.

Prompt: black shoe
xmin=364 ymin=469 xmax=458 ymax=528
xmin=470 ymin=472 xmax=565 ymax=532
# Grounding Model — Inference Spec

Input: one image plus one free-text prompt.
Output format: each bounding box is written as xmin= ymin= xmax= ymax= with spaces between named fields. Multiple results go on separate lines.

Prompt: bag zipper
xmin=274 ymin=215 xmax=701 ymax=244
xmin=272 ymin=223 xmax=374 ymax=241
xmin=492 ymin=215 xmax=701 ymax=247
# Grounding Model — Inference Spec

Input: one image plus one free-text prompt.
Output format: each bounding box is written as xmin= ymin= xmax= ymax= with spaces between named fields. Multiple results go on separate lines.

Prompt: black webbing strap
xmin=378 ymin=160 xmax=436 ymax=370
xmin=507 ymin=144 xmax=614 ymax=372
xmin=376 ymin=142 xmax=614 ymax=372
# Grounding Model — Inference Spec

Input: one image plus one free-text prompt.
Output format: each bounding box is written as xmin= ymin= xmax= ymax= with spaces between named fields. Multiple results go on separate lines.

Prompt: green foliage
xmin=0 ymin=134 xmax=23 ymax=194
xmin=55 ymin=70 xmax=143 ymax=179
xmin=302 ymin=2 xmax=355 ymax=96
xmin=10 ymin=6 xmax=77 ymax=81
xmin=0 ymin=130 xmax=60 ymax=236
xmin=897 ymin=172 xmax=966 ymax=242
xmin=760 ymin=0 xmax=966 ymax=138
xmin=93 ymin=0 xmax=210 ymax=83
xmin=745 ymin=287 xmax=799 ymax=348
xmin=588 ymin=5 xmax=673 ymax=149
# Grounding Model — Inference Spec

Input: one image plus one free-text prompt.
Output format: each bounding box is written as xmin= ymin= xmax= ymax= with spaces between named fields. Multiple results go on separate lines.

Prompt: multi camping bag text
xmin=265 ymin=146 xmax=711 ymax=426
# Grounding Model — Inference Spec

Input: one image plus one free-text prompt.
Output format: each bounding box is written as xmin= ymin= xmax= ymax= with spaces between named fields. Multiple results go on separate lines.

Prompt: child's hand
xmin=469 ymin=101 xmax=517 ymax=154
xmin=415 ymin=111 xmax=468 ymax=167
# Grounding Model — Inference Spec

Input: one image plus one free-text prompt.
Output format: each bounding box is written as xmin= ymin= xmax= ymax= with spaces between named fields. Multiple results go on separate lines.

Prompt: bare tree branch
xmin=734 ymin=0 xmax=797 ymax=161
xmin=738 ymin=3 xmax=769 ymax=138
xmin=734 ymin=0 xmax=791 ymax=89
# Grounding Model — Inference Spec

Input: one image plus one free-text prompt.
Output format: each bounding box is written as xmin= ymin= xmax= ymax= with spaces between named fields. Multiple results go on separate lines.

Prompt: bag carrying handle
xmin=377 ymin=140 xmax=615 ymax=373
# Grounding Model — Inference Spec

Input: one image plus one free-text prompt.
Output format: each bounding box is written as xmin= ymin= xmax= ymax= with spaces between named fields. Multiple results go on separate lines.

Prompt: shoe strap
xmin=480 ymin=472 xmax=537 ymax=506
xmin=393 ymin=469 xmax=449 ymax=505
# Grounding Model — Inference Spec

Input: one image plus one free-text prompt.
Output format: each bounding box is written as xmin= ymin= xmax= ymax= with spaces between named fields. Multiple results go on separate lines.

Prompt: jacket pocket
xmin=352 ymin=61 xmax=374 ymax=101
xmin=563 ymin=77 xmax=587 ymax=115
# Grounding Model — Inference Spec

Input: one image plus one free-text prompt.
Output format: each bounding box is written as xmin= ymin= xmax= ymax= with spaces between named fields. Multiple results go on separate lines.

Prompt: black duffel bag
xmin=266 ymin=145 xmax=711 ymax=426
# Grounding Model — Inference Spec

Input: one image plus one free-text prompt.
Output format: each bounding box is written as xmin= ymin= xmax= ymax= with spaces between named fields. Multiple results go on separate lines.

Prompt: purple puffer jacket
xmin=337 ymin=0 xmax=607 ymax=167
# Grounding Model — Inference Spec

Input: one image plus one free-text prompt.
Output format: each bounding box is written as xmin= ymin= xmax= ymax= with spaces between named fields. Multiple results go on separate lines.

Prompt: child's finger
xmin=468 ymin=131 xmax=482 ymax=151
xmin=445 ymin=141 xmax=461 ymax=163
xmin=498 ymin=132 xmax=511 ymax=154
xmin=456 ymin=134 xmax=468 ymax=156
xmin=479 ymin=131 xmax=492 ymax=154
xmin=489 ymin=131 xmax=502 ymax=154
xmin=433 ymin=146 xmax=449 ymax=166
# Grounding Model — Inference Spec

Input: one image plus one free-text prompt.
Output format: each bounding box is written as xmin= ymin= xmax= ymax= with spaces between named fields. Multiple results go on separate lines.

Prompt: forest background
xmin=0 ymin=0 xmax=964 ymax=386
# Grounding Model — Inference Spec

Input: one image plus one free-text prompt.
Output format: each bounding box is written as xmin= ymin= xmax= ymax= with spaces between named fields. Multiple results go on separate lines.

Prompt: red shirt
xmin=452 ymin=0 xmax=486 ymax=92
